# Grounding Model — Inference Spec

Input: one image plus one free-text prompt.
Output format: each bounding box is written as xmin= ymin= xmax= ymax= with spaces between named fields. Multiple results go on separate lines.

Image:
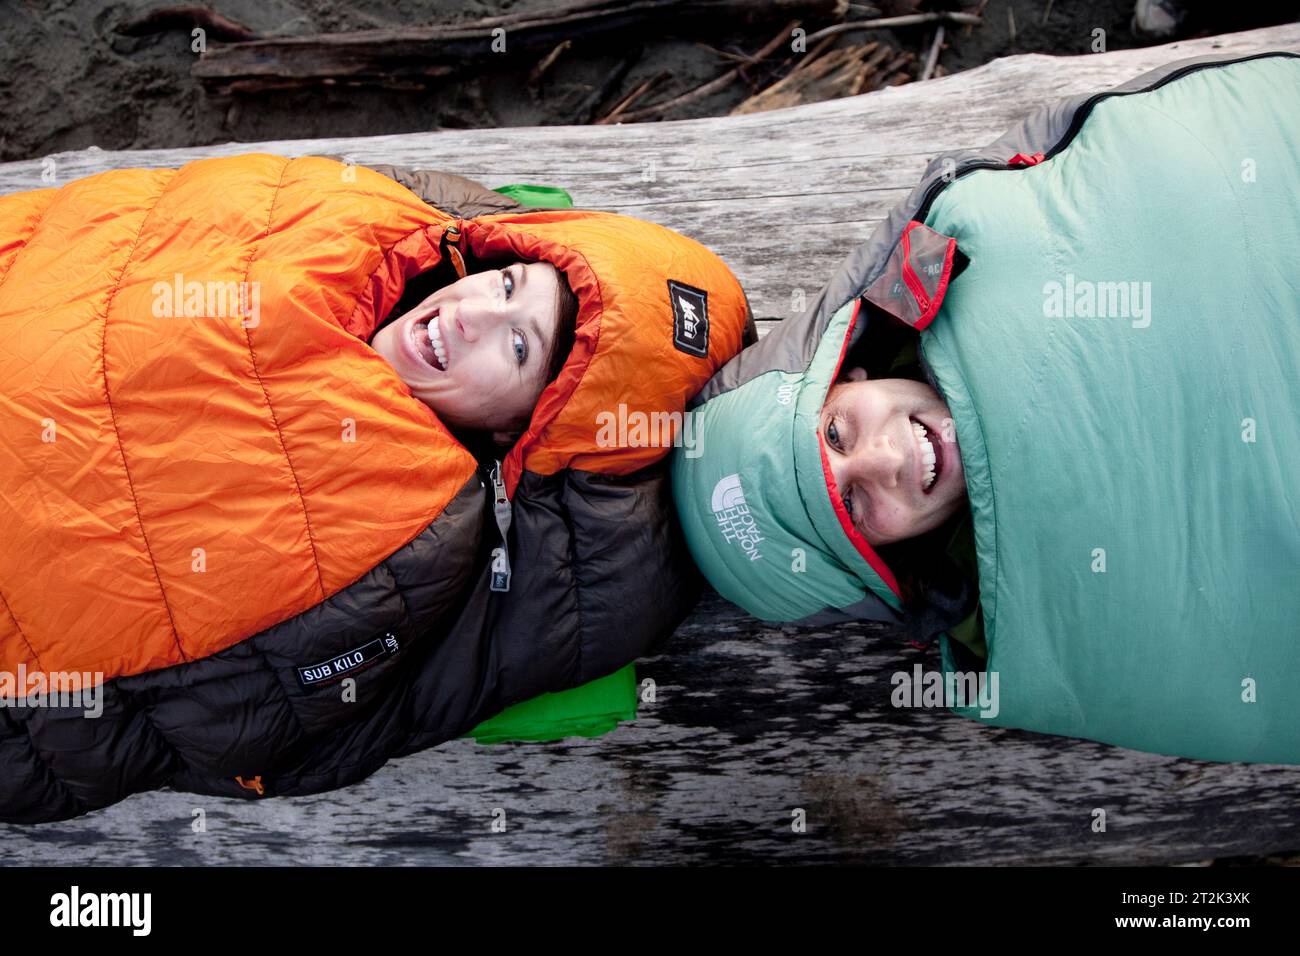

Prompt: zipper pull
xmin=488 ymin=459 xmax=512 ymax=592
xmin=443 ymin=221 xmax=467 ymax=279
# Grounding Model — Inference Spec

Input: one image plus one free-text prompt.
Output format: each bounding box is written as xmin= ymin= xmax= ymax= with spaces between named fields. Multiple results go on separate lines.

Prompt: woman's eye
xmin=844 ymin=487 xmax=870 ymax=534
xmin=825 ymin=416 xmax=863 ymax=528
xmin=512 ymin=329 xmax=528 ymax=365
xmin=501 ymin=268 xmax=515 ymax=299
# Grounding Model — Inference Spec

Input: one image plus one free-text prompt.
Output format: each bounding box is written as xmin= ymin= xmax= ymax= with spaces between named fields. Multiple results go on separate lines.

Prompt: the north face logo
xmin=710 ymin=473 xmax=763 ymax=561
xmin=669 ymin=280 xmax=709 ymax=357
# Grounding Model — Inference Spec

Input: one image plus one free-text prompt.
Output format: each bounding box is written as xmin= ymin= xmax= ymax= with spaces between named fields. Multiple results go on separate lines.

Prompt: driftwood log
xmin=1 ymin=24 xmax=1298 ymax=864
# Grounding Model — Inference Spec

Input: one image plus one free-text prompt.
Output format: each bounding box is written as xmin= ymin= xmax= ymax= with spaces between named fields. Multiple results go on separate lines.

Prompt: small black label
xmin=668 ymin=280 xmax=709 ymax=358
xmin=296 ymin=632 xmax=399 ymax=688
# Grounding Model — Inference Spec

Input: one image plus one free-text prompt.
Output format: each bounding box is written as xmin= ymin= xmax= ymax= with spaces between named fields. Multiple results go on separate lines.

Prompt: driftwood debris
xmin=803 ymin=9 xmax=980 ymax=44
xmin=116 ymin=4 xmax=260 ymax=42
xmin=572 ymin=49 xmax=643 ymax=124
xmin=615 ymin=22 xmax=798 ymax=123
xmin=527 ymin=39 xmax=572 ymax=90
xmin=190 ymin=0 xmax=848 ymax=94
xmin=731 ymin=41 xmax=902 ymax=115
xmin=2 ymin=25 xmax=1299 ymax=863
xmin=919 ymin=24 xmax=946 ymax=81
xmin=596 ymin=71 xmax=672 ymax=124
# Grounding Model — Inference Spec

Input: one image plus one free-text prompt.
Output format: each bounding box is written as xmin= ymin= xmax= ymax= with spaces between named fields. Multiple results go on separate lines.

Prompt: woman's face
xmin=370 ymin=261 xmax=562 ymax=438
xmin=820 ymin=368 xmax=968 ymax=546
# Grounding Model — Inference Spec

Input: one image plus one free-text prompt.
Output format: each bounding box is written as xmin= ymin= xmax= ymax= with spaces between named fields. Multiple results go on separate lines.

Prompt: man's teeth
xmin=414 ymin=317 xmax=448 ymax=371
xmin=912 ymin=420 xmax=937 ymax=491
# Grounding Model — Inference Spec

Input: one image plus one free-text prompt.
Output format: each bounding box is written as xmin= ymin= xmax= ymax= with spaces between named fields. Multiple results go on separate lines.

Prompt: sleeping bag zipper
xmin=488 ymin=459 xmax=512 ymax=592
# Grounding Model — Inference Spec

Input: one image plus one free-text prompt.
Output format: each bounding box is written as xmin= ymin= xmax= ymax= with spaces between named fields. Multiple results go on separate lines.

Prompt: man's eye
xmin=512 ymin=329 xmax=528 ymax=365
xmin=501 ymin=268 xmax=514 ymax=299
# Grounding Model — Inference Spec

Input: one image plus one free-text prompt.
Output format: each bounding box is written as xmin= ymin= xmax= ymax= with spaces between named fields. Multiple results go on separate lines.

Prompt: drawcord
xmin=488 ymin=460 xmax=512 ymax=592
xmin=442 ymin=221 xmax=468 ymax=279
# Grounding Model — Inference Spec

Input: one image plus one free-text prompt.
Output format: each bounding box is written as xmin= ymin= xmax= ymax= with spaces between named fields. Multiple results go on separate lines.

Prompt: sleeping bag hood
xmin=0 ymin=153 xmax=754 ymax=823
xmin=674 ymin=51 xmax=1300 ymax=763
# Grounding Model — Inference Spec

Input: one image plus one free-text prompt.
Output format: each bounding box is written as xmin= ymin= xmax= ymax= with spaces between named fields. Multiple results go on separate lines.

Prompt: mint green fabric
xmin=463 ymin=180 xmax=637 ymax=746
xmin=925 ymin=56 xmax=1300 ymax=761
xmin=671 ymin=300 xmax=903 ymax=621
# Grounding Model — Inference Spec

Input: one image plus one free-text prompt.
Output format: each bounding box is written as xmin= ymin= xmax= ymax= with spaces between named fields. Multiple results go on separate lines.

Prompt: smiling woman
xmin=819 ymin=367 xmax=968 ymax=547
xmin=370 ymin=259 xmax=580 ymax=445
xmin=0 ymin=153 xmax=757 ymax=823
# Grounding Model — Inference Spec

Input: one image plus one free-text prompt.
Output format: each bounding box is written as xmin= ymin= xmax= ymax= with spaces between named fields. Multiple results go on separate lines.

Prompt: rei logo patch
xmin=297 ymin=631 xmax=400 ymax=688
xmin=668 ymin=280 xmax=709 ymax=358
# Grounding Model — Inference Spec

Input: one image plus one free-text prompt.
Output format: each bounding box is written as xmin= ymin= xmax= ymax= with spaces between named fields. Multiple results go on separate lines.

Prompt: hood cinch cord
xmin=442 ymin=220 xmax=468 ymax=279
xmin=488 ymin=460 xmax=512 ymax=592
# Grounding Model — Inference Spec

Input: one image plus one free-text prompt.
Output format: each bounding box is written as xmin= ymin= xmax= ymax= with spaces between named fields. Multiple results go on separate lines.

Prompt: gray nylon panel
xmin=309 ymin=154 xmax=525 ymax=218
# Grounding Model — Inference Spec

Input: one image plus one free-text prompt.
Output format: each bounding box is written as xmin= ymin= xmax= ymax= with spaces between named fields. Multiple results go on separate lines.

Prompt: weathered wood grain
xmin=3 ymin=590 xmax=1300 ymax=865
xmin=1 ymin=25 xmax=1298 ymax=864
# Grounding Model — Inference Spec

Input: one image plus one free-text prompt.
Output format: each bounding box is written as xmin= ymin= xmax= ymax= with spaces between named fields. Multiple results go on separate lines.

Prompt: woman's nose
xmin=450 ymin=295 xmax=503 ymax=343
xmin=851 ymin=434 xmax=905 ymax=487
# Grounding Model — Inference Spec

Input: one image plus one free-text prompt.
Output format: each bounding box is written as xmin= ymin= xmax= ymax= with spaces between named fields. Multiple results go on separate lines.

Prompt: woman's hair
xmin=543 ymin=266 xmax=580 ymax=389
xmin=875 ymin=516 xmax=967 ymax=610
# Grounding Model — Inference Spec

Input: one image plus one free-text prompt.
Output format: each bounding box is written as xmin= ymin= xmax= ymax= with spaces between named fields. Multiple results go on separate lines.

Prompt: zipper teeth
xmin=913 ymin=51 xmax=1298 ymax=224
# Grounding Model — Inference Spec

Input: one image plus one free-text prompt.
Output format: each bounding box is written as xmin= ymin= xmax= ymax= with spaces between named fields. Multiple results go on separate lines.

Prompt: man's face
xmin=370 ymin=261 xmax=562 ymax=437
xmin=819 ymin=368 xmax=968 ymax=546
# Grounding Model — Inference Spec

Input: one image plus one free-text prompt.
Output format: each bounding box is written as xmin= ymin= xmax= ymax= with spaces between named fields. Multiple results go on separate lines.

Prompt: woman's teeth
xmin=412 ymin=316 xmax=448 ymax=371
xmin=911 ymin=419 xmax=937 ymax=492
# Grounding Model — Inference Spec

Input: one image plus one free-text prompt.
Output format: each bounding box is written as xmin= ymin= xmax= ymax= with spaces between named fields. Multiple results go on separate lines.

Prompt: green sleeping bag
xmin=925 ymin=53 xmax=1300 ymax=761
xmin=672 ymin=51 xmax=1299 ymax=764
